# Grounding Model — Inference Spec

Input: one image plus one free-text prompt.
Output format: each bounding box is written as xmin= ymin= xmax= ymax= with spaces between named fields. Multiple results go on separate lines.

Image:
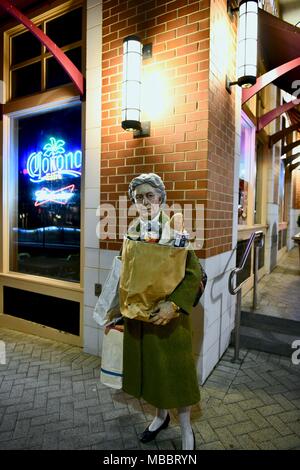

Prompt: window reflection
xmin=10 ymin=105 xmax=81 ymax=282
xmin=239 ymin=113 xmax=255 ymax=225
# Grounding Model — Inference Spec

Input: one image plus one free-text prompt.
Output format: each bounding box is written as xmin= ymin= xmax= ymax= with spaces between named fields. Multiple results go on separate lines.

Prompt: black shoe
xmin=140 ymin=413 xmax=170 ymax=443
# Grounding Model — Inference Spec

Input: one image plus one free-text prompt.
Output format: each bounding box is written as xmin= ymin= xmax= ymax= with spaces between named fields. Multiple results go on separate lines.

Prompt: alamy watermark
xmin=96 ymin=198 xmax=205 ymax=250
xmin=291 ymin=80 xmax=300 ymax=101
xmin=291 ymin=340 xmax=300 ymax=365
xmin=0 ymin=340 xmax=6 ymax=365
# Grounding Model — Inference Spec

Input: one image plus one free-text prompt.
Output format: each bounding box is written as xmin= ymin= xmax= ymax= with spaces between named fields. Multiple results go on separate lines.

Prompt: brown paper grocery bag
xmin=119 ymin=238 xmax=188 ymax=321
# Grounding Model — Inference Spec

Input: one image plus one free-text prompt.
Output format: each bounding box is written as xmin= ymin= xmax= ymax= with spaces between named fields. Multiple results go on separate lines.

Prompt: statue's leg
xmin=178 ymin=406 xmax=194 ymax=450
xmin=148 ymin=408 xmax=168 ymax=431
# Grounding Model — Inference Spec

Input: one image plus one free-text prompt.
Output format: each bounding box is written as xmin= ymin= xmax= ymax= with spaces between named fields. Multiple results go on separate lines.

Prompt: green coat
xmin=122 ymin=220 xmax=202 ymax=409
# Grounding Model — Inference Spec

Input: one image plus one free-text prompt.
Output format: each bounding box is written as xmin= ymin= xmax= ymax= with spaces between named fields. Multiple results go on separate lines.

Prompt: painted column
xmin=83 ymin=0 xmax=103 ymax=356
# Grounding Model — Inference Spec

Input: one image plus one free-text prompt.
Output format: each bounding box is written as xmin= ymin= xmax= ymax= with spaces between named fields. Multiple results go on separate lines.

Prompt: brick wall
xmin=100 ymin=0 xmax=235 ymax=257
xmin=207 ymin=0 xmax=236 ymax=256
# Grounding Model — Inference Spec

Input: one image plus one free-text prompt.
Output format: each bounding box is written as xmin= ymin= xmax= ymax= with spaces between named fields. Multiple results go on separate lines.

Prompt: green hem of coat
xmin=122 ymin=315 xmax=200 ymax=409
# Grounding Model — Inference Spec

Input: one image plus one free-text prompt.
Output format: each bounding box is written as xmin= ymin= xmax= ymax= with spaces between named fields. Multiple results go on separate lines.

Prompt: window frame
xmin=2 ymin=97 xmax=83 ymax=286
xmin=1 ymin=0 xmax=84 ymax=292
xmin=238 ymin=110 xmax=257 ymax=227
xmin=0 ymin=1 xmax=87 ymax=349
xmin=4 ymin=0 xmax=83 ymax=103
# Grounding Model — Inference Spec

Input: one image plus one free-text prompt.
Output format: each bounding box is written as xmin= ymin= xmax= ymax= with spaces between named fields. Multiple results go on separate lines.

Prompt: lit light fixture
xmin=226 ymin=0 xmax=258 ymax=93
xmin=121 ymin=35 xmax=151 ymax=137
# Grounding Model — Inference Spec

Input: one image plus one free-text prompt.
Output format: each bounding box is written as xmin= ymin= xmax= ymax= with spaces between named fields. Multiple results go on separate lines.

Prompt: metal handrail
xmin=229 ymin=230 xmax=264 ymax=362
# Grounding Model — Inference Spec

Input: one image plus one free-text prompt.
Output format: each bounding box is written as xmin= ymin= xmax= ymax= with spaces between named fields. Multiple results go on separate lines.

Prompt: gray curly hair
xmin=128 ymin=173 xmax=166 ymax=204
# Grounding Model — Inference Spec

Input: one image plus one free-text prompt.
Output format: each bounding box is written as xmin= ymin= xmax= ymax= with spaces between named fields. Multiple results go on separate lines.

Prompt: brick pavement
xmin=242 ymin=247 xmax=300 ymax=321
xmin=0 ymin=327 xmax=299 ymax=450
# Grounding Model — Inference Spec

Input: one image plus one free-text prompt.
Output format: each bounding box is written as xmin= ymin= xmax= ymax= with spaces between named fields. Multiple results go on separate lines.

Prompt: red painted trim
xmin=0 ymin=0 xmax=84 ymax=95
xmin=242 ymin=57 xmax=300 ymax=105
xmin=257 ymin=99 xmax=300 ymax=132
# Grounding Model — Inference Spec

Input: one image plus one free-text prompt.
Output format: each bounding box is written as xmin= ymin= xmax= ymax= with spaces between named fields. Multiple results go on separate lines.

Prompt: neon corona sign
xmin=25 ymin=137 xmax=82 ymax=183
xmin=34 ymin=184 xmax=75 ymax=206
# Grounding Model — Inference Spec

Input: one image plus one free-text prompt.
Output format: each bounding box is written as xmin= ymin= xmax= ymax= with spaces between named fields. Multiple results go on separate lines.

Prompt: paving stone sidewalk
xmin=242 ymin=247 xmax=300 ymax=321
xmin=0 ymin=327 xmax=299 ymax=450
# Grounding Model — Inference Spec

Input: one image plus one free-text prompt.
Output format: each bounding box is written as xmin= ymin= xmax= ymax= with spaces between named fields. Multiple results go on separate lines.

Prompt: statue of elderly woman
xmin=120 ymin=173 xmax=203 ymax=450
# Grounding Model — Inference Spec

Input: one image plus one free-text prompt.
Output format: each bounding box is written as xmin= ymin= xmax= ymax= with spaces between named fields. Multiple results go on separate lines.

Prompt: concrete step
xmin=233 ymin=325 xmax=297 ymax=357
xmin=241 ymin=311 xmax=300 ymax=336
xmin=230 ymin=311 xmax=300 ymax=357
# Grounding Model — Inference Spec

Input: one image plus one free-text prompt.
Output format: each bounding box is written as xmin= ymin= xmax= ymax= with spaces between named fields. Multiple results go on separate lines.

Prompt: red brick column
xmin=207 ymin=0 xmax=236 ymax=256
xmin=100 ymin=0 xmax=235 ymax=258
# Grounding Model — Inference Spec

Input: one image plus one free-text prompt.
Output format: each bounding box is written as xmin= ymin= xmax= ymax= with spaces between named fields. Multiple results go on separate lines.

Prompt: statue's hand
xmin=149 ymin=301 xmax=180 ymax=326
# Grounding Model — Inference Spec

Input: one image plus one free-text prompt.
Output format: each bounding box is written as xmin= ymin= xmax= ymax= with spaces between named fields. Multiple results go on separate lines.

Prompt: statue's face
xmin=133 ymin=183 xmax=162 ymax=220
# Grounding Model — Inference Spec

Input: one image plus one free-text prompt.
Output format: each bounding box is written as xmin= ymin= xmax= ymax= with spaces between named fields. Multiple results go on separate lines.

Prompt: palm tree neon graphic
xmin=43 ymin=137 xmax=65 ymax=157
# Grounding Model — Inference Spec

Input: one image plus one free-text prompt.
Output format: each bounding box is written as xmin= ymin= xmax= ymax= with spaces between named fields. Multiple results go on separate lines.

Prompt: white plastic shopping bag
xmin=93 ymin=256 xmax=122 ymax=326
xmin=100 ymin=326 xmax=123 ymax=389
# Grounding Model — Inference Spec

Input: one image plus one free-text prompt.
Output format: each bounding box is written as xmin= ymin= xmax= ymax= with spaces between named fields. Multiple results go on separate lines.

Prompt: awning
xmin=243 ymin=9 xmax=300 ymax=133
xmin=259 ymin=9 xmax=300 ymax=96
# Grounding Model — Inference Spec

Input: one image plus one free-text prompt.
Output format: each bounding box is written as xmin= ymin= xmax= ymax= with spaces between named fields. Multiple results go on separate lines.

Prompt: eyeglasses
xmin=134 ymin=192 xmax=158 ymax=203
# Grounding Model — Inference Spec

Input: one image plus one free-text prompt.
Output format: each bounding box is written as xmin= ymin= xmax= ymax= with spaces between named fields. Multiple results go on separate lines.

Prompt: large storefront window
xmin=9 ymin=104 xmax=81 ymax=282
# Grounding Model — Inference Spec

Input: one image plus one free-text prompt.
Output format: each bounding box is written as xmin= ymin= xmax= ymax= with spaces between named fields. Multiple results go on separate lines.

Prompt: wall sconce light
xmin=226 ymin=0 xmax=258 ymax=93
xmin=121 ymin=35 xmax=151 ymax=138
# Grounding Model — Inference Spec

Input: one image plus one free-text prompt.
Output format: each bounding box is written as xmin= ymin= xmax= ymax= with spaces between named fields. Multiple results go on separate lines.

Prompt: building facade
xmin=0 ymin=0 xmax=299 ymax=384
